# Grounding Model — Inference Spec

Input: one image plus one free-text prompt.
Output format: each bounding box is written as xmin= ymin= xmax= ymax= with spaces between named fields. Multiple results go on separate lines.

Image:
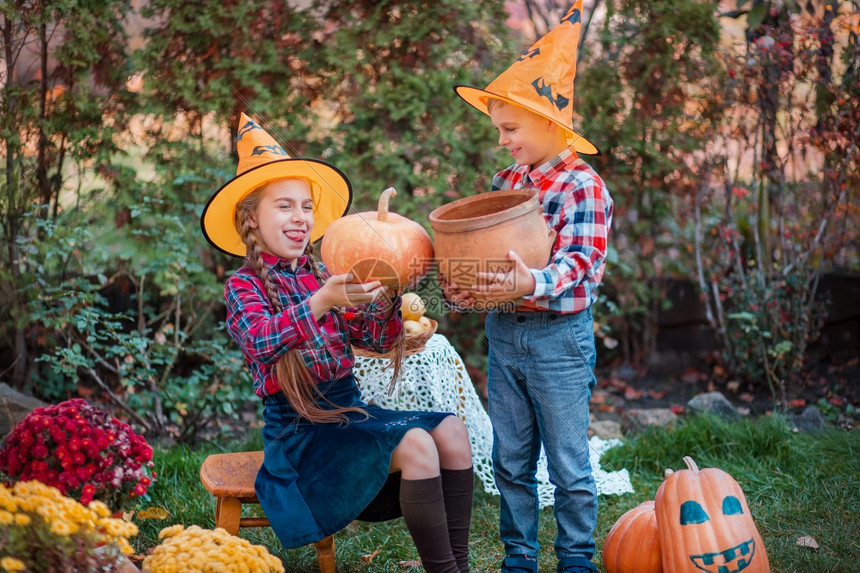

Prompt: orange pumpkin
xmin=320 ymin=187 xmax=434 ymax=289
xmin=655 ymin=457 xmax=770 ymax=573
xmin=603 ymin=501 xmax=662 ymax=573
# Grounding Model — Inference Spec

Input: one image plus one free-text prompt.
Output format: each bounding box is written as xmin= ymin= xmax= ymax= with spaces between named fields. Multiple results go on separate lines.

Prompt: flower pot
xmin=429 ymin=190 xmax=555 ymax=295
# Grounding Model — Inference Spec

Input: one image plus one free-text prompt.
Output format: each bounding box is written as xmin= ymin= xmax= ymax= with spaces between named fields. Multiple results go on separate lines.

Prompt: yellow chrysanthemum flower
xmin=158 ymin=524 xmax=185 ymax=539
xmin=117 ymin=537 xmax=135 ymax=556
xmin=88 ymin=500 xmax=111 ymax=518
xmin=143 ymin=525 xmax=284 ymax=573
xmin=0 ymin=490 xmax=18 ymax=513
xmin=0 ymin=480 xmax=139 ymax=570
xmin=0 ymin=557 xmax=26 ymax=572
xmin=50 ymin=520 xmax=77 ymax=536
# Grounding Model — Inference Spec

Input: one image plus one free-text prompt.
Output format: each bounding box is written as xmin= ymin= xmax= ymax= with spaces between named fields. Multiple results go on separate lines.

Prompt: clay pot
xmin=429 ymin=190 xmax=555 ymax=292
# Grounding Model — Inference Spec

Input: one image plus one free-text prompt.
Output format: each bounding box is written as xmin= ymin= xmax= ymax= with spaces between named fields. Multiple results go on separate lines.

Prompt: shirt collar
xmin=522 ymin=145 xmax=579 ymax=186
xmin=259 ymin=251 xmax=310 ymax=272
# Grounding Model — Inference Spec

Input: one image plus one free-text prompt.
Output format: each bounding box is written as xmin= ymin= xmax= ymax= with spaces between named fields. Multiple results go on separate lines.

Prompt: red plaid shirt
xmin=225 ymin=252 xmax=402 ymax=397
xmin=492 ymin=145 xmax=613 ymax=313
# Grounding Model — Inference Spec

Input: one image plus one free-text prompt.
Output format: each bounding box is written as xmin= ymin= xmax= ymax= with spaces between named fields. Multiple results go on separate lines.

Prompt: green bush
xmin=22 ymin=202 xmax=253 ymax=442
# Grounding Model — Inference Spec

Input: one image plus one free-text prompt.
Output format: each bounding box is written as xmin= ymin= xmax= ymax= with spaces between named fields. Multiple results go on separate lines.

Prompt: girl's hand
xmin=310 ymin=274 xmax=388 ymax=319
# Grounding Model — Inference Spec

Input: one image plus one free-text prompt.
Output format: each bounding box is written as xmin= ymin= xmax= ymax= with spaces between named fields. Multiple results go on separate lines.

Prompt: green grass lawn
xmin=132 ymin=414 xmax=859 ymax=572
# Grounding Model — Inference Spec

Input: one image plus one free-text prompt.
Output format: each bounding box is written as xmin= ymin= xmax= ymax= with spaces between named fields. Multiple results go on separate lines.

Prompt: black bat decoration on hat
xmin=531 ymin=77 xmax=569 ymax=111
xmin=517 ymin=47 xmax=541 ymax=62
xmin=562 ymin=8 xmax=581 ymax=25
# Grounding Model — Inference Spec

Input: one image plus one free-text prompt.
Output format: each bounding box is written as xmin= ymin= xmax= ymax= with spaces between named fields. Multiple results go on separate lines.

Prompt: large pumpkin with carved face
xmin=654 ymin=457 xmax=770 ymax=573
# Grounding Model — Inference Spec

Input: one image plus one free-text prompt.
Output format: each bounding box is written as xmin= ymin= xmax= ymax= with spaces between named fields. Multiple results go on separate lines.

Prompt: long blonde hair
xmin=235 ymin=182 xmax=402 ymax=423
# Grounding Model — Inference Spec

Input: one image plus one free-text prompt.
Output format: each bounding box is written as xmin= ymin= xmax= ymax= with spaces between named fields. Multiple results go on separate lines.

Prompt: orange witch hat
xmin=455 ymin=0 xmax=599 ymax=155
xmin=200 ymin=113 xmax=352 ymax=257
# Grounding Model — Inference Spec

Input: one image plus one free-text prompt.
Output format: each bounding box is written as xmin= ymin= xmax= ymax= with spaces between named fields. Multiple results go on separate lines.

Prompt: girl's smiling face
xmin=249 ymin=178 xmax=314 ymax=267
xmin=489 ymin=101 xmax=562 ymax=169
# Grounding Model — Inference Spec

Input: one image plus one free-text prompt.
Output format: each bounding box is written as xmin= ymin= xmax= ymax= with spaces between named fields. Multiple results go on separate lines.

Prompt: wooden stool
xmin=199 ymin=451 xmax=336 ymax=573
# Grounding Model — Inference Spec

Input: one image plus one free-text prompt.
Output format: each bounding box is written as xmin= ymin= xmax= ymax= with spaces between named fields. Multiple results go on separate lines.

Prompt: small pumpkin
xmin=401 ymin=292 xmax=426 ymax=321
xmin=320 ymin=187 xmax=434 ymax=290
xmin=603 ymin=501 xmax=662 ymax=573
xmin=655 ymin=457 xmax=770 ymax=573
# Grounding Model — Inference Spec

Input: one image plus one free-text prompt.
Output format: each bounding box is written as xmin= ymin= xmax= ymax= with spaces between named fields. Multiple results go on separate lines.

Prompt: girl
xmin=201 ymin=114 xmax=473 ymax=573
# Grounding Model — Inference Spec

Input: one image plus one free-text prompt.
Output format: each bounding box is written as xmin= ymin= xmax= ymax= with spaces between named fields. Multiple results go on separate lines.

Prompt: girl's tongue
xmin=285 ymin=230 xmax=305 ymax=242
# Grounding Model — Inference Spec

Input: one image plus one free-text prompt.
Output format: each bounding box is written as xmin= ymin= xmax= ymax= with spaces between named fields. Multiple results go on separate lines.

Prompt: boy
xmin=446 ymin=2 xmax=613 ymax=572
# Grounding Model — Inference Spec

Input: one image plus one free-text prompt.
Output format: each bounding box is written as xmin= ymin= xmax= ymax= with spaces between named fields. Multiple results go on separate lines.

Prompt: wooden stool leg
xmin=314 ymin=534 xmax=336 ymax=573
xmin=214 ymin=496 xmax=223 ymax=526
xmin=217 ymin=497 xmax=242 ymax=536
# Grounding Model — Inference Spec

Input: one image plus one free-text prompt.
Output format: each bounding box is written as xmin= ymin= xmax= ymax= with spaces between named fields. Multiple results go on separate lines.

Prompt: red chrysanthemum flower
xmin=0 ymin=398 xmax=156 ymax=512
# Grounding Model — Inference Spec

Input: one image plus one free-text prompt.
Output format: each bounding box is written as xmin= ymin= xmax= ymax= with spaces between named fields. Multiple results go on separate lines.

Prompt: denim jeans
xmin=485 ymin=308 xmax=598 ymax=561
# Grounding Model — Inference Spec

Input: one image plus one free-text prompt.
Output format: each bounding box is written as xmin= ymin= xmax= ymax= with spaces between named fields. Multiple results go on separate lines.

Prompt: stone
xmin=588 ymin=420 xmax=624 ymax=440
xmin=621 ymin=408 xmax=679 ymax=434
xmin=793 ymin=406 xmax=827 ymax=432
xmin=687 ymin=391 xmax=739 ymax=420
xmin=0 ymin=383 xmax=47 ymax=437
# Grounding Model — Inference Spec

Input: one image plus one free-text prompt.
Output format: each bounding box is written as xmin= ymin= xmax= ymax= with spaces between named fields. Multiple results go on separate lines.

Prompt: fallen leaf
xmin=726 ymin=380 xmax=741 ymax=393
xmin=796 ymin=536 xmax=819 ymax=549
xmin=739 ymin=392 xmax=755 ymax=403
xmin=598 ymin=404 xmax=616 ymax=413
xmin=590 ymin=392 xmax=608 ymax=405
xmin=670 ymin=405 xmax=686 ymax=415
xmin=648 ymin=390 xmax=668 ymax=399
xmin=787 ymin=398 xmax=806 ymax=408
xmin=399 ymin=560 xmax=422 ymax=569
xmin=624 ymin=387 xmax=643 ymax=401
xmin=681 ymin=367 xmax=701 ymax=384
xmin=361 ymin=550 xmax=381 ymax=563
xmin=607 ymin=378 xmax=628 ymax=391
xmin=76 ymin=384 xmax=95 ymax=399
xmin=136 ymin=507 xmax=169 ymax=520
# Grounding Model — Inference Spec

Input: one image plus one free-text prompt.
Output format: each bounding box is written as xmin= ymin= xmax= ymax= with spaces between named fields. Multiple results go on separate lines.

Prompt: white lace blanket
xmin=354 ymin=334 xmax=634 ymax=508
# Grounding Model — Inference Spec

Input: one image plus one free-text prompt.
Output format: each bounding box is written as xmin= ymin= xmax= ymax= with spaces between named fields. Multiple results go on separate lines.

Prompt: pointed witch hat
xmin=201 ymin=113 xmax=352 ymax=257
xmin=454 ymin=0 xmax=599 ymax=155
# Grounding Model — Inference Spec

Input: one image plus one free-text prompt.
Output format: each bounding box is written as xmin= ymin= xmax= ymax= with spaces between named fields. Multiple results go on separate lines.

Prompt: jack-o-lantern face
xmin=655 ymin=457 xmax=770 ymax=573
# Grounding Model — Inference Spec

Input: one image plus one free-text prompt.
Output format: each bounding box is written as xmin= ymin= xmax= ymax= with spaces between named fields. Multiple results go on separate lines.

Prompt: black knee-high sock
xmin=441 ymin=467 xmax=474 ymax=573
xmin=399 ymin=476 xmax=460 ymax=573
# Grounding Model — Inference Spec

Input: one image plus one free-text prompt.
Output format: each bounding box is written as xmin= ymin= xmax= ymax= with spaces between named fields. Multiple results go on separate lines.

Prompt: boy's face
xmin=249 ymin=178 xmax=314 ymax=267
xmin=489 ymin=102 xmax=562 ymax=169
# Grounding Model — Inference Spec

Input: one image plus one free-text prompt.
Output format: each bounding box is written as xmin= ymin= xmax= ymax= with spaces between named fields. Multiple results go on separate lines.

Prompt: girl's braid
xmin=237 ymin=203 xmax=283 ymax=313
xmin=303 ymin=241 xmax=327 ymax=287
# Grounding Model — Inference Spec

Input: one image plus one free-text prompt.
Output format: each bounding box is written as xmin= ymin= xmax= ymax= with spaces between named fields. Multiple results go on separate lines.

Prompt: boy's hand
xmin=439 ymin=274 xmax=477 ymax=310
xmin=471 ymin=251 xmax=536 ymax=303
xmin=310 ymin=274 xmax=388 ymax=318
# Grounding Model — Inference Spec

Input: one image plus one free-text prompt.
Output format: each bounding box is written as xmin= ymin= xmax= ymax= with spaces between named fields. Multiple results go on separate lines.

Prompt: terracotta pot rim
xmin=429 ymin=190 xmax=540 ymax=233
